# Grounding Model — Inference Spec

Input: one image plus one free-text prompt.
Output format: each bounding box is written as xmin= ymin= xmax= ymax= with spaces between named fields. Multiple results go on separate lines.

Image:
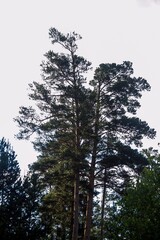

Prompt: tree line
xmin=0 ymin=28 xmax=159 ymax=240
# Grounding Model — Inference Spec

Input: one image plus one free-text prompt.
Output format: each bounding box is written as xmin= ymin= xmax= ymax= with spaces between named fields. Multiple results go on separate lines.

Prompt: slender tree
xmin=0 ymin=138 xmax=22 ymax=239
xmin=15 ymin=28 xmax=92 ymax=240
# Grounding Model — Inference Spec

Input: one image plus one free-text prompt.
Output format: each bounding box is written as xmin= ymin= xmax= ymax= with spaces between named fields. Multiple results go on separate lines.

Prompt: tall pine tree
xmin=83 ymin=62 xmax=155 ymax=239
xmin=15 ymin=28 xmax=92 ymax=240
xmin=15 ymin=29 xmax=156 ymax=240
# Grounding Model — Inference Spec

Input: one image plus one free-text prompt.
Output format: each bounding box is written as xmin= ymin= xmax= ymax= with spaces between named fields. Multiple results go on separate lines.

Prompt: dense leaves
xmin=0 ymin=138 xmax=45 ymax=240
xmin=106 ymin=149 xmax=160 ymax=240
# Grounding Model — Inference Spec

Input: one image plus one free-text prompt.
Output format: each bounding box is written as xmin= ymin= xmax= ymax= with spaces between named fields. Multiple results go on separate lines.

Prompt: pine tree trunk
xmin=100 ymin=168 xmax=107 ymax=240
xmin=84 ymin=83 xmax=101 ymax=240
xmin=72 ymin=72 xmax=81 ymax=239
xmin=72 ymin=170 xmax=80 ymax=240
xmin=83 ymin=155 xmax=96 ymax=240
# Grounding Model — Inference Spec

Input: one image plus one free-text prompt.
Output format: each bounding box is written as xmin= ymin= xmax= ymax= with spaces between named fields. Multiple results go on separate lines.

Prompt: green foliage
xmin=91 ymin=61 xmax=155 ymax=147
xmin=0 ymin=138 xmax=22 ymax=239
xmin=86 ymin=60 xmax=155 ymax=239
xmin=0 ymin=138 xmax=45 ymax=240
xmin=20 ymin=171 xmax=46 ymax=240
xmin=106 ymin=149 xmax=160 ymax=240
xmin=14 ymin=27 xmax=156 ymax=239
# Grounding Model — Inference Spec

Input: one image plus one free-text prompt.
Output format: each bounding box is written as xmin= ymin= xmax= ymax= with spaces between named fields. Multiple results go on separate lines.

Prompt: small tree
xmin=20 ymin=170 xmax=46 ymax=240
xmin=0 ymin=138 xmax=45 ymax=240
xmin=0 ymin=138 xmax=22 ymax=239
xmin=106 ymin=148 xmax=160 ymax=240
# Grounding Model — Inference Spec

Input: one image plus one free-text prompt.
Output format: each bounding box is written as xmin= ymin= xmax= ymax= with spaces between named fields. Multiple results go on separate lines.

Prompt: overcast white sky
xmin=0 ymin=0 xmax=160 ymax=173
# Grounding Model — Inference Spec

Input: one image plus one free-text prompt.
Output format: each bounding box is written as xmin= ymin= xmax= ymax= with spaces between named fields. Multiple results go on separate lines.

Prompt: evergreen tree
xmin=15 ymin=27 xmax=92 ymax=240
xmin=20 ymin=170 xmax=46 ymax=240
xmin=0 ymin=138 xmax=45 ymax=240
xmin=0 ymin=138 xmax=22 ymax=239
xmin=15 ymin=28 xmax=156 ymax=240
xmin=83 ymin=62 xmax=156 ymax=240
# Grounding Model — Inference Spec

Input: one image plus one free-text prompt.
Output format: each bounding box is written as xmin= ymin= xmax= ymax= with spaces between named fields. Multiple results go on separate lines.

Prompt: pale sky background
xmin=0 ymin=0 xmax=160 ymax=173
